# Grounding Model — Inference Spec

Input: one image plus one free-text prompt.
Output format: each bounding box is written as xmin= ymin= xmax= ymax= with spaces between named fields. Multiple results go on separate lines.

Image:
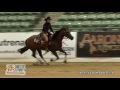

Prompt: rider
xmin=42 ymin=16 xmax=54 ymax=51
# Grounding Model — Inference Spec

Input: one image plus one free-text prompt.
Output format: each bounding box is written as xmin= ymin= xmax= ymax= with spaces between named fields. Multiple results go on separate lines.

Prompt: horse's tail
xmin=18 ymin=40 xmax=29 ymax=54
xmin=18 ymin=46 xmax=28 ymax=54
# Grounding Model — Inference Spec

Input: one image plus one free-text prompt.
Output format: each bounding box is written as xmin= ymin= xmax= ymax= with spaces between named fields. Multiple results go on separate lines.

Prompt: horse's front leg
xmin=50 ymin=51 xmax=59 ymax=62
xmin=59 ymin=49 xmax=67 ymax=63
xmin=37 ymin=49 xmax=49 ymax=65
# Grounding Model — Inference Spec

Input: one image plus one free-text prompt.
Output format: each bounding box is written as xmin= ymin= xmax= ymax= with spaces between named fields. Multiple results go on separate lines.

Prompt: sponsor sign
xmin=0 ymin=32 xmax=76 ymax=59
xmin=77 ymin=32 xmax=120 ymax=57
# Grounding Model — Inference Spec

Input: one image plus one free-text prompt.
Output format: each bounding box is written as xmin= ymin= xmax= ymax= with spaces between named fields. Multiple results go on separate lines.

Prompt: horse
xmin=17 ymin=28 xmax=74 ymax=65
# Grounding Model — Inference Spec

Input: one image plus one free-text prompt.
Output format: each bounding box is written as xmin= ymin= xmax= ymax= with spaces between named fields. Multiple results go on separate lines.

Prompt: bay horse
xmin=17 ymin=28 xmax=74 ymax=65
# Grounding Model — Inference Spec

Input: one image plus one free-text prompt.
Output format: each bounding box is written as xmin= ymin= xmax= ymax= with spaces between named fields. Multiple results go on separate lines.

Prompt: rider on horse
xmin=42 ymin=16 xmax=54 ymax=51
xmin=42 ymin=17 xmax=54 ymax=40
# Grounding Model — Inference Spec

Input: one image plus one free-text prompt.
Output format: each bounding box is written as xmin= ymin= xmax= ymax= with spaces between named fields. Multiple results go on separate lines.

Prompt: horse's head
xmin=62 ymin=28 xmax=74 ymax=40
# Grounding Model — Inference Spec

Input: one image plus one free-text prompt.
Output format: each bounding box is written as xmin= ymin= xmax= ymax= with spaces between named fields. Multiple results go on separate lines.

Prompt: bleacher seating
xmin=0 ymin=12 xmax=120 ymax=32
xmin=53 ymin=12 xmax=120 ymax=31
xmin=0 ymin=12 xmax=46 ymax=32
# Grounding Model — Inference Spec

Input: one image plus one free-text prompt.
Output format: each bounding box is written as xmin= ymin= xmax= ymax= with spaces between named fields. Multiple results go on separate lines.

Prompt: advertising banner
xmin=77 ymin=32 xmax=120 ymax=57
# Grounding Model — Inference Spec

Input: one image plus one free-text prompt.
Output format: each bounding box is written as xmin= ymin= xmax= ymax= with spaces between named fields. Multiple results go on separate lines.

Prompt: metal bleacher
xmin=0 ymin=12 xmax=46 ymax=32
xmin=0 ymin=12 xmax=120 ymax=32
xmin=52 ymin=12 xmax=120 ymax=32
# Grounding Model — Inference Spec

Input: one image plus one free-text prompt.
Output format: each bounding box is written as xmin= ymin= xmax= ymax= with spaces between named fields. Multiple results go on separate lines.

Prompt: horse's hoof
xmin=40 ymin=62 xmax=43 ymax=65
xmin=64 ymin=61 xmax=67 ymax=64
xmin=50 ymin=59 xmax=53 ymax=62
xmin=47 ymin=63 xmax=50 ymax=65
xmin=32 ymin=62 xmax=39 ymax=66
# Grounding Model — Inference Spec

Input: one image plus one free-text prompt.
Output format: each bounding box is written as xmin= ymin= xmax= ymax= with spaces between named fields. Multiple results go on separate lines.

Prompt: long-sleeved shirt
xmin=42 ymin=22 xmax=53 ymax=33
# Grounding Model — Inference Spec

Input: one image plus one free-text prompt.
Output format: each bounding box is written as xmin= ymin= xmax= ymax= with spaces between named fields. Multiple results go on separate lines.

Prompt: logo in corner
xmin=5 ymin=64 xmax=26 ymax=76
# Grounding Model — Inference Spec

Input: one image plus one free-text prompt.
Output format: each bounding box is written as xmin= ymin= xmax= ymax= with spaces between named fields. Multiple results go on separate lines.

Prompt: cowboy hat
xmin=44 ymin=17 xmax=52 ymax=21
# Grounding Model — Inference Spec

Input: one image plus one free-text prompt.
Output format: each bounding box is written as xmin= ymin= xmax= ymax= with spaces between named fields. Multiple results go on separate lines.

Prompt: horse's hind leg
xmin=31 ymin=49 xmax=43 ymax=64
xmin=50 ymin=51 xmax=59 ymax=62
xmin=37 ymin=50 xmax=49 ymax=65
xmin=60 ymin=49 xmax=67 ymax=63
xmin=32 ymin=50 xmax=36 ymax=58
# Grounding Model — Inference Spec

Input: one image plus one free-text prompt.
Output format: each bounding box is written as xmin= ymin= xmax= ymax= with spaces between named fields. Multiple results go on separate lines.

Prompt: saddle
xmin=34 ymin=33 xmax=45 ymax=44
xmin=34 ymin=33 xmax=53 ymax=45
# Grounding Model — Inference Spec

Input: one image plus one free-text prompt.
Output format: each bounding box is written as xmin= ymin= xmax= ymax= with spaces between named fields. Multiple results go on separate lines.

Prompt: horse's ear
xmin=65 ymin=28 xmax=69 ymax=32
xmin=64 ymin=28 xmax=66 ymax=31
xmin=64 ymin=27 xmax=69 ymax=30
xmin=61 ymin=28 xmax=65 ymax=32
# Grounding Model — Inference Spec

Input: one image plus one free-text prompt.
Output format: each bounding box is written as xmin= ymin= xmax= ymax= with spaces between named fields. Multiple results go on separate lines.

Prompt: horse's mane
xmin=51 ymin=28 xmax=65 ymax=40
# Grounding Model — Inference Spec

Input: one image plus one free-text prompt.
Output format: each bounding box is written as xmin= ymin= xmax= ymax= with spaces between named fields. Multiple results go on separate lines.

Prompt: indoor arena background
xmin=0 ymin=12 xmax=120 ymax=78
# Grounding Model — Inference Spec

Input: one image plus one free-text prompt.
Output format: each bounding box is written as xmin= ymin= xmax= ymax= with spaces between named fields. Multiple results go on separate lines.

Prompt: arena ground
xmin=0 ymin=58 xmax=120 ymax=78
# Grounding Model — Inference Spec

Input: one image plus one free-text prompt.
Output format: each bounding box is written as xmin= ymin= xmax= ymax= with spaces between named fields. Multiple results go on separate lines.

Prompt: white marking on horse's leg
xmin=36 ymin=58 xmax=43 ymax=64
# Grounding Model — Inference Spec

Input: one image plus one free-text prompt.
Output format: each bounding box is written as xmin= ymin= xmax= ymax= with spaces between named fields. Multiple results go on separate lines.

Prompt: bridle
xmin=63 ymin=29 xmax=69 ymax=38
